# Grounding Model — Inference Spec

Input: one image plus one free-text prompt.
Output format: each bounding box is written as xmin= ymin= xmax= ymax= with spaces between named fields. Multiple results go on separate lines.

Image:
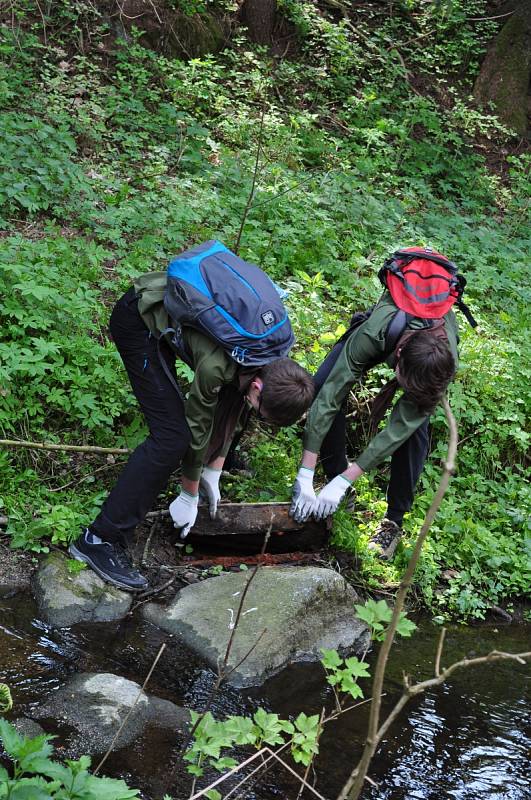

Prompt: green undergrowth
xmin=0 ymin=1 xmax=529 ymax=620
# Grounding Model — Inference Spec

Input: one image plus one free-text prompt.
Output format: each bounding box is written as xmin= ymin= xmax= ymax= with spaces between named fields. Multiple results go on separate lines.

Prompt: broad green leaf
xmin=344 ymin=657 xmax=371 ymax=678
xmin=320 ymin=648 xmax=342 ymax=669
xmin=396 ymin=614 xmax=418 ymax=638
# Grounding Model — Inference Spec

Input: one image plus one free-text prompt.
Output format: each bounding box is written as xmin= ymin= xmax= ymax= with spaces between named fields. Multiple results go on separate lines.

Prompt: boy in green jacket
xmin=70 ymin=273 xmax=314 ymax=591
xmin=291 ymin=291 xmax=458 ymax=559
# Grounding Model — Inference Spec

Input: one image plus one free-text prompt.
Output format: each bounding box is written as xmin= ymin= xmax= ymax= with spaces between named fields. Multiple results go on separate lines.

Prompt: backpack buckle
xmin=232 ymin=346 xmax=247 ymax=364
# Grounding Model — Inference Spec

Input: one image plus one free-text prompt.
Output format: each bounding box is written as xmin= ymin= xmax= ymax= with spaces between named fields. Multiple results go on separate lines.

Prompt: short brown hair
xmin=398 ymin=331 xmax=455 ymax=415
xmin=259 ymin=358 xmax=314 ymax=426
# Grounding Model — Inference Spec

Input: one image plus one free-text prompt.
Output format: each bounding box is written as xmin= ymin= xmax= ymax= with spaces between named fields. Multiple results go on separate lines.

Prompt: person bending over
xmin=70 ymin=272 xmax=314 ymax=591
xmin=290 ymin=289 xmax=457 ymax=559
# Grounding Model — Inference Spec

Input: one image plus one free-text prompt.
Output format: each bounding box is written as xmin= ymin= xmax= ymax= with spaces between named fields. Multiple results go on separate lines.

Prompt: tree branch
xmin=0 ymin=438 xmax=130 ymax=455
xmin=233 ymin=100 xmax=267 ymax=254
xmin=338 ymin=396 xmax=458 ymax=800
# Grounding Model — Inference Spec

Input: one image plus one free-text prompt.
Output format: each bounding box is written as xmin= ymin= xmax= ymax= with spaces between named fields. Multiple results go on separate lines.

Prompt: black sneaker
xmin=69 ymin=530 xmax=149 ymax=592
xmin=367 ymin=519 xmax=403 ymax=561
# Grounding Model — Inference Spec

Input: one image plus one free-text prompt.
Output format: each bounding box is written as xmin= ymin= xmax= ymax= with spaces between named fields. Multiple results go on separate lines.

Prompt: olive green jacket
xmin=133 ymin=272 xmax=252 ymax=481
xmin=303 ymin=292 xmax=459 ymax=472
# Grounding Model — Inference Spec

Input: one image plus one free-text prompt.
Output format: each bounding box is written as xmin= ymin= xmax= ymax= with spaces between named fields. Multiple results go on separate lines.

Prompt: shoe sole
xmin=367 ymin=539 xmax=399 ymax=561
xmin=68 ymin=543 xmax=148 ymax=593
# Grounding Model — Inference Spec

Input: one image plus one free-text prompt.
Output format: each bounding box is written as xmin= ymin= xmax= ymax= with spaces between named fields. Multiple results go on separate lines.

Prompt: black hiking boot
xmin=69 ymin=530 xmax=149 ymax=592
xmin=367 ymin=519 xmax=403 ymax=561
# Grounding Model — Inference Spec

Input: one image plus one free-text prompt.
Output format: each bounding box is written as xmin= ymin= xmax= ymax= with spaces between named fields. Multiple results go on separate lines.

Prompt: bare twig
xmin=187 ymin=748 xmax=274 ymax=800
xmin=34 ymin=0 xmax=47 ymax=44
xmin=93 ymin=643 xmax=166 ymax=775
xmin=260 ymin=748 xmax=327 ymax=800
xmin=195 ymin=745 xmax=328 ymax=800
xmin=467 ymin=11 xmax=514 ymax=21
xmin=164 ymin=525 xmax=272 ymax=796
xmin=224 ymin=627 xmax=268 ymax=678
xmin=434 ymin=627 xmax=446 ymax=677
xmin=221 ymin=526 xmax=271 ymax=673
xmin=233 ymin=100 xmax=267 ymax=254
xmin=114 ymin=0 xmax=146 ymax=20
xmin=223 ymin=742 xmax=292 ymax=800
xmin=48 ymin=462 xmax=118 ymax=492
xmin=0 ymin=438 xmax=130 ymax=455
xmin=386 ymin=29 xmax=435 ymax=51
xmin=142 ymin=521 xmax=158 ymax=566
xmin=146 ymin=0 xmax=162 ymax=24
xmin=135 ymin=573 xmax=178 ymax=600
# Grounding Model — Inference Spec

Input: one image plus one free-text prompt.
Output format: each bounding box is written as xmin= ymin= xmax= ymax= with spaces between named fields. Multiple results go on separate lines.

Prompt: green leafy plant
xmin=355 ymin=599 xmax=418 ymax=642
xmin=321 ymin=649 xmax=371 ymax=700
xmin=0 ymin=718 xmax=140 ymax=798
xmin=0 ymin=0 xmax=527 ymax=621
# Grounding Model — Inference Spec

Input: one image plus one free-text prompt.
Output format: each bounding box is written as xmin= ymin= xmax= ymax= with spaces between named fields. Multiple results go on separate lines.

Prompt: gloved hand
xmin=169 ymin=490 xmax=199 ymax=538
xmin=200 ymin=466 xmax=221 ymax=519
xmin=314 ymin=475 xmax=352 ymax=520
xmin=290 ymin=466 xmax=317 ymax=523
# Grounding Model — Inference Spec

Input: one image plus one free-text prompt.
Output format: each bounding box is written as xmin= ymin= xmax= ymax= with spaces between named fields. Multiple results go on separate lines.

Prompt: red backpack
xmin=378 ymin=247 xmax=477 ymax=350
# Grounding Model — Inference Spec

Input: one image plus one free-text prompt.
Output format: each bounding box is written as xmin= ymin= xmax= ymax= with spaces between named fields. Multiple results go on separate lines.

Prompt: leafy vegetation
xmin=0 ymin=598 xmax=414 ymax=797
xmin=182 ymin=597 xmax=415 ymax=790
xmin=0 ymin=0 xmax=529 ymax=620
xmin=0 ymin=718 xmax=139 ymax=798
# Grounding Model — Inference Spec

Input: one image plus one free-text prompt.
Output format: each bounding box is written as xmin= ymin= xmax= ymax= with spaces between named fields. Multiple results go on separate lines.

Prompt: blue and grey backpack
xmin=164 ymin=240 xmax=295 ymax=367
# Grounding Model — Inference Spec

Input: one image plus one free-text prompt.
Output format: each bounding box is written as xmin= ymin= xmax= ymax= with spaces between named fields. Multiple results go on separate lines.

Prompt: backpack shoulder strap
xmin=385 ymin=309 xmax=412 ymax=354
xmin=157 ymin=327 xmax=185 ymax=401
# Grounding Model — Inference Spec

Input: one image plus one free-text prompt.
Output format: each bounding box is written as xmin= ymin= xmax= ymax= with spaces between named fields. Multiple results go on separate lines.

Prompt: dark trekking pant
xmin=313 ymin=340 xmax=429 ymax=526
xmin=91 ymin=288 xmax=191 ymax=546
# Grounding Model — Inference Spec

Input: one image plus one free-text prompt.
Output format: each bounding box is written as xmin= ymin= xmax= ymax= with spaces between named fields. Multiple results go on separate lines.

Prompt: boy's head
xmin=396 ymin=330 xmax=455 ymax=414
xmin=247 ymin=358 xmax=314 ymax=426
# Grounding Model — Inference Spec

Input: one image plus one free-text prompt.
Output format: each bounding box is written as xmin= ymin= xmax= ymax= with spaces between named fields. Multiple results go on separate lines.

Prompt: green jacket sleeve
xmin=356 ymin=395 xmax=428 ymax=472
xmin=303 ymin=294 xmax=459 ymax=472
xmin=181 ymin=330 xmax=238 ymax=481
xmin=303 ymin=301 xmax=395 ymax=454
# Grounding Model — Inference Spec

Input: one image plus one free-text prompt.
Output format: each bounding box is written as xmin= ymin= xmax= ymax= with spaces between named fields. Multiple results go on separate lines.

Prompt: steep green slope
xmin=0 ymin=0 xmax=529 ymax=619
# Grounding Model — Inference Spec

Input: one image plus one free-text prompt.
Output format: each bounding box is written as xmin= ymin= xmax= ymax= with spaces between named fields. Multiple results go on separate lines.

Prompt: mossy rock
xmin=106 ymin=0 xmax=226 ymax=58
xmin=143 ymin=566 xmax=370 ymax=687
xmin=32 ymin=552 xmax=132 ymax=627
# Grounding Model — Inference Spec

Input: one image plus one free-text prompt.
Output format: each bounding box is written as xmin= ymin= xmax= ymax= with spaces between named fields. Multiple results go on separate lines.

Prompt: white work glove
xmin=290 ymin=466 xmax=317 ymax=523
xmin=169 ymin=490 xmax=199 ymax=539
xmin=314 ymin=475 xmax=352 ymax=520
xmin=200 ymin=466 xmax=221 ymax=519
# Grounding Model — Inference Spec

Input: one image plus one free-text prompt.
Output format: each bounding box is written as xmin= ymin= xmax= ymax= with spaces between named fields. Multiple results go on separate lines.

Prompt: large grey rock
xmin=143 ymin=567 xmax=370 ymax=687
xmin=32 ymin=552 xmax=132 ymax=627
xmin=33 ymin=672 xmax=188 ymax=755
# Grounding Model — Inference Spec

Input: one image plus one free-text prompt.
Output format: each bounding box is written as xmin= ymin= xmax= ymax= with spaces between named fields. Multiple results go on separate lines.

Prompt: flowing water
xmin=1 ymin=591 xmax=529 ymax=799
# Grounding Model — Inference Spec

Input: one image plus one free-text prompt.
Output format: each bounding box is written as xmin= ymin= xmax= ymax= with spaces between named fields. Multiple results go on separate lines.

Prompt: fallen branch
xmin=0 ymin=438 xmax=131 ymax=455
xmin=135 ymin=573 xmax=178 ymax=601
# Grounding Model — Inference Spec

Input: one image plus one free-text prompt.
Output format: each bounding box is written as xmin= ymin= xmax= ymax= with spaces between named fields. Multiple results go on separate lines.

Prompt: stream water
xmin=1 ymin=591 xmax=529 ymax=799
